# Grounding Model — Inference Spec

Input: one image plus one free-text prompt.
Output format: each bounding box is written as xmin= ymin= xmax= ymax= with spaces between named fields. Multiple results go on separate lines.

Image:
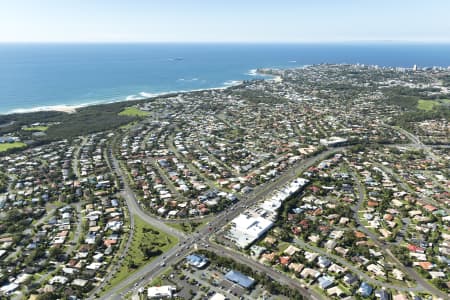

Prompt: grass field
xmin=0 ymin=142 xmax=27 ymax=152
xmin=275 ymin=241 xmax=291 ymax=252
xmin=22 ymin=126 xmax=49 ymax=132
xmin=417 ymin=100 xmax=439 ymax=111
xmin=166 ymin=219 xmax=209 ymax=234
xmin=118 ymin=107 xmax=150 ymax=117
xmin=103 ymin=215 xmax=178 ymax=291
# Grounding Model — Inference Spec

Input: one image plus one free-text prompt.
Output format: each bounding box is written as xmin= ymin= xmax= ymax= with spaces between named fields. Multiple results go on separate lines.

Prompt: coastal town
xmin=0 ymin=64 xmax=449 ymax=300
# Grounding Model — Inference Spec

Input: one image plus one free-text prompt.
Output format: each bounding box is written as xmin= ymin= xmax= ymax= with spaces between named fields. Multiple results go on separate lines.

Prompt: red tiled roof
xmin=417 ymin=261 xmax=433 ymax=270
xmin=367 ymin=200 xmax=379 ymax=207
xmin=423 ymin=204 xmax=437 ymax=212
xmin=354 ymin=231 xmax=366 ymax=239
xmin=104 ymin=239 xmax=117 ymax=247
xmin=279 ymin=256 xmax=291 ymax=266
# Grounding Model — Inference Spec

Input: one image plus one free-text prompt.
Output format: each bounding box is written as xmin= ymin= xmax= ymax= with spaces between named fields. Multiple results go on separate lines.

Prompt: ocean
xmin=1 ymin=43 xmax=450 ymax=114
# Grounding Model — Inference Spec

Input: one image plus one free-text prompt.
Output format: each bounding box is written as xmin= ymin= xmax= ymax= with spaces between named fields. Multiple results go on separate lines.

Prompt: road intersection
xmin=95 ymin=140 xmax=445 ymax=299
xmin=96 ymin=147 xmax=346 ymax=299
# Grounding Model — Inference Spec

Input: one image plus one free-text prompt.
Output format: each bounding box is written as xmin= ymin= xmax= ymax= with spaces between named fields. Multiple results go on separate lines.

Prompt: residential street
xmin=96 ymin=146 xmax=346 ymax=299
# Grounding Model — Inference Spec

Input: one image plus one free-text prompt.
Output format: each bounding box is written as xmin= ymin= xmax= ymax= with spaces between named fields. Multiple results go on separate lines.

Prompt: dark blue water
xmin=0 ymin=43 xmax=449 ymax=114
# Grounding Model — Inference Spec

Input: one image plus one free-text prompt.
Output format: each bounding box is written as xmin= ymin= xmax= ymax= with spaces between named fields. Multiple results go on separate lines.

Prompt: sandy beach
xmin=9 ymin=105 xmax=78 ymax=114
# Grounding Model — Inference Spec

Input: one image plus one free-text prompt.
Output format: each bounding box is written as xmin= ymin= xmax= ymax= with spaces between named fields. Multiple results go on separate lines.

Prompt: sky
xmin=0 ymin=0 xmax=449 ymax=43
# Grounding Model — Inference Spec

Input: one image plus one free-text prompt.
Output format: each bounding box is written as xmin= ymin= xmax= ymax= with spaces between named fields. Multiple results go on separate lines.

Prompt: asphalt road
xmin=111 ymin=152 xmax=186 ymax=240
xmin=375 ymin=162 xmax=449 ymax=215
xmin=352 ymin=171 xmax=448 ymax=299
xmin=90 ymin=145 xmax=187 ymax=299
xmin=98 ymin=141 xmax=449 ymax=299
xmin=88 ymin=149 xmax=137 ymax=296
xmin=101 ymin=147 xmax=349 ymax=299
xmin=294 ymin=239 xmax=422 ymax=292
xmin=206 ymin=243 xmax=325 ymax=300
xmin=387 ymin=125 xmax=440 ymax=161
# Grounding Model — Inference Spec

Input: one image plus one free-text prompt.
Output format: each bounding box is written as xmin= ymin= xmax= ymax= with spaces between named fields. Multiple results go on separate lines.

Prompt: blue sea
xmin=1 ymin=43 xmax=450 ymax=114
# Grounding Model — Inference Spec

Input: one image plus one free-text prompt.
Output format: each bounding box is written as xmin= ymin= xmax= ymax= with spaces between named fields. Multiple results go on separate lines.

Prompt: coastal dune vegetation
xmin=383 ymin=86 xmax=450 ymax=129
xmin=118 ymin=106 xmax=150 ymax=117
xmin=0 ymin=101 xmax=145 ymax=142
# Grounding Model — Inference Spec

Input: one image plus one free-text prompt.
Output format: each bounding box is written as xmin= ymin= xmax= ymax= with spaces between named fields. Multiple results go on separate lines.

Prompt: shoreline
xmin=1 ymin=85 xmax=240 ymax=116
xmin=1 ymin=71 xmax=274 ymax=116
xmin=6 ymin=58 xmax=447 ymax=116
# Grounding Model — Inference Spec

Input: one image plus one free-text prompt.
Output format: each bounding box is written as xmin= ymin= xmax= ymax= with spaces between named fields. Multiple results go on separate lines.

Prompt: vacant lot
xmin=23 ymin=126 xmax=49 ymax=131
xmin=118 ymin=107 xmax=150 ymax=117
xmin=417 ymin=100 xmax=439 ymax=111
xmin=167 ymin=219 xmax=209 ymax=234
xmin=0 ymin=142 xmax=27 ymax=152
xmin=104 ymin=215 xmax=178 ymax=291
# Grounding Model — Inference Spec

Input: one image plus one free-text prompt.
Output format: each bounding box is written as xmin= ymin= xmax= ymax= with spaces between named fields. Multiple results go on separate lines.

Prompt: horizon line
xmin=1 ymin=40 xmax=450 ymax=45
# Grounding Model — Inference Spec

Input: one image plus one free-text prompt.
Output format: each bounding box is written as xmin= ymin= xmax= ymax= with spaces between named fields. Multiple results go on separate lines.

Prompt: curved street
xmin=97 ymin=141 xmax=446 ymax=299
xmin=352 ymin=170 xmax=447 ymax=299
xmin=97 ymin=146 xmax=346 ymax=299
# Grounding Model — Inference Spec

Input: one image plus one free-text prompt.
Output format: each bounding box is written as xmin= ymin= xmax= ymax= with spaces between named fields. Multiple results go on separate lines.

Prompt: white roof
xmin=147 ymin=285 xmax=175 ymax=298
xmin=72 ymin=278 xmax=88 ymax=287
xmin=0 ymin=282 xmax=19 ymax=294
xmin=49 ymin=275 xmax=69 ymax=285
xmin=229 ymin=214 xmax=273 ymax=248
xmin=14 ymin=273 xmax=31 ymax=284
xmin=227 ymin=177 xmax=308 ymax=248
xmin=210 ymin=293 xmax=226 ymax=300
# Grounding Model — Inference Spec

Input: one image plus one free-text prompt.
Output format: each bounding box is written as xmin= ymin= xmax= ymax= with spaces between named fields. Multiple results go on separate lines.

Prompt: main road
xmin=386 ymin=125 xmax=440 ymax=161
xmin=100 ymin=140 xmax=450 ymax=299
xmin=97 ymin=146 xmax=346 ymax=299
xmin=110 ymin=149 xmax=186 ymax=240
